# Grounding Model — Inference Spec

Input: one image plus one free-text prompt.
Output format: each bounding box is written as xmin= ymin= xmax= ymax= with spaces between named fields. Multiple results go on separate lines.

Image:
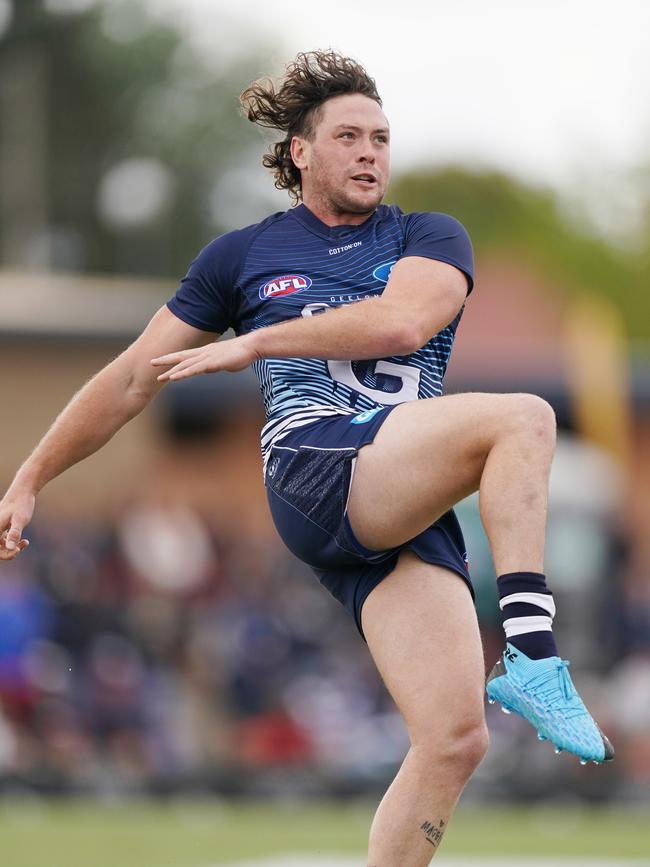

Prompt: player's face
xmin=293 ymin=93 xmax=391 ymax=224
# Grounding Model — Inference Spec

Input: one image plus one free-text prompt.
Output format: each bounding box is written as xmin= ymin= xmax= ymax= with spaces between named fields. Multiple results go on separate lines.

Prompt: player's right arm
xmin=0 ymin=306 xmax=216 ymax=561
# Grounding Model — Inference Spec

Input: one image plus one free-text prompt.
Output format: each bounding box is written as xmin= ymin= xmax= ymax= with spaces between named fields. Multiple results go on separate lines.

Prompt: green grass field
xmin=0 ymin=800 xmax=648 ymax=867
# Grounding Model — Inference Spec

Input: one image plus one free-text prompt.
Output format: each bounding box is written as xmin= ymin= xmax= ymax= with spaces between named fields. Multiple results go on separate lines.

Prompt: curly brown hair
xmin=240 ymin=50 xmax=382 ymax=203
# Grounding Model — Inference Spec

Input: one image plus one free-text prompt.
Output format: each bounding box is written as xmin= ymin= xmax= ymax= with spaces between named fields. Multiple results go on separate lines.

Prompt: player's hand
xmin=0 ymin=488 xmax=34 ymax=561
xmin=151 ymin=334 xmax=259 ymax=382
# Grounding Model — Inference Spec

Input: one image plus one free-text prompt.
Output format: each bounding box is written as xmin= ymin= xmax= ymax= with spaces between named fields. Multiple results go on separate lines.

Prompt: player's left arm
xmin=379 ymin=255 xmax=468 ymax=346
xmin=152 ymin=256 xmax=468 ymax=381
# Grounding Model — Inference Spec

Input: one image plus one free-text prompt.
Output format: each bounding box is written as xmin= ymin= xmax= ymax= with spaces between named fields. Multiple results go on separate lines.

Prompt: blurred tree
xmin=389 ymin=168 xmax=649 ymax=340
xmin=0 ymin=0 xmax=271 ymax=277
xmin=1 ymin=2 xmax=647 ymax=342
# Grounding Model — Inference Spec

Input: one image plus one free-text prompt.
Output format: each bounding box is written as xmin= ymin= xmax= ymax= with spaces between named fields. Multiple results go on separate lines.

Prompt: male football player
xmin=0 ymin=51 xmax=612 ymax=865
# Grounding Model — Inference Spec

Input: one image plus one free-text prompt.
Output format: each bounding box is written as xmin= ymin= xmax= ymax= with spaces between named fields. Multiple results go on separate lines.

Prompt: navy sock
xmin=497 ymin=571 xmax=559 ymax=660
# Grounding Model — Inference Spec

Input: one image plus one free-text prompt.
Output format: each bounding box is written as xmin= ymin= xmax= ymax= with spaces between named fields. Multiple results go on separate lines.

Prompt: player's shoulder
xmin=374 ymin=204 xmax=469 ymax=241
xmin=388 ymin=206 xmax=469 ymax=237
xmin=197 ymin=210 xmax=290 ymax=264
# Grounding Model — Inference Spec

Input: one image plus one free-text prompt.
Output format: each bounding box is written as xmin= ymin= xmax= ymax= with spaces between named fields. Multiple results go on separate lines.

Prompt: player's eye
xmin=339 ymin=131 xmax=355 ymax=139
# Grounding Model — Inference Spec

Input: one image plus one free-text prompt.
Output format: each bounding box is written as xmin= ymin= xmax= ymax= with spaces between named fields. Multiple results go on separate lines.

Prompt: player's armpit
xmin=114 ymin=305 xmax=219 ymax=400
xmin=380 ymin=256 xmax=468 ymax=349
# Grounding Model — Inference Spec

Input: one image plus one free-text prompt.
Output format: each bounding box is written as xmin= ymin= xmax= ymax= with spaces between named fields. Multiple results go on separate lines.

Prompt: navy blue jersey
xmin=167 ymin=203 xmax=473 ymax=466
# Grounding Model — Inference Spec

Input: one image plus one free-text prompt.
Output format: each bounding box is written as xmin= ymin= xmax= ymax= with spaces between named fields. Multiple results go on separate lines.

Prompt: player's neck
xmin=299 ymin=195 xmax=376 ymax=228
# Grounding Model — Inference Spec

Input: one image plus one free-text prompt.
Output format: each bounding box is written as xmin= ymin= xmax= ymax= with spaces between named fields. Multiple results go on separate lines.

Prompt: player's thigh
xmin=347 ymin=391 xmax=532 ymax=550
xmin=362 ymin=550 xmax=486 ymax=747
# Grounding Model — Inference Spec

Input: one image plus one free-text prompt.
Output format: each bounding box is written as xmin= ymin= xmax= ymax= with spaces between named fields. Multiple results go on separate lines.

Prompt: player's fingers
xmin=151 ymin=347 xmax=201 ymax=366
xmin=158 ymin=355 xmax=211 ymax=381
xmin=156 ymin=357 xmax=198 ymax=380
xmin=5 ymin=521 xmax=23 ymax=551
xmin=0 ymin=536 xmax=29 ymax=558
xmin=0 ymin=541 xmax=28 ymax=558
xmin=8 ymin=505 xmax=32 ymax=547
xmin=167 ymin=359 xmax=211 ymax=381
xmin=0 ymin=528 xmax=20 ymax=557
xmin=150 ymin=350 xmax=189 ymax=365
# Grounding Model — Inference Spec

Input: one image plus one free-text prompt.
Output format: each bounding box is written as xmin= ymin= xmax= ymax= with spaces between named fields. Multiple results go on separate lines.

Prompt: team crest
xmin=259 ymin=274 xmax=312 ymax=300
xmin=372 ymin=260 xmax=397 ymax=283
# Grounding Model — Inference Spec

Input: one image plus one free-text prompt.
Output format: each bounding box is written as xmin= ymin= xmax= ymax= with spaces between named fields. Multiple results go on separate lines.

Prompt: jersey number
xmin=301 ymin=303 xmax=421 ymax=404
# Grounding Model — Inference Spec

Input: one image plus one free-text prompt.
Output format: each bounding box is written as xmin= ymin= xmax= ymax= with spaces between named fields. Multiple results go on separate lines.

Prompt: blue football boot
xmin=486 ymin=643 xmax=615 ymax=764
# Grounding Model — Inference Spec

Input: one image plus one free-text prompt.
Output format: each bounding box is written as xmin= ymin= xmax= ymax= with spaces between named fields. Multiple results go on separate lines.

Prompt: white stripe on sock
xmin=503 ymin=615 xmax=553 ymax=637
xmin=499 ymin=592 xmax=556 ymax=618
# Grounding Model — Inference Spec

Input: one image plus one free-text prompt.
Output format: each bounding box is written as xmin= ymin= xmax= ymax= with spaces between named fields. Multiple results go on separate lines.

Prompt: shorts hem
xmin=355 ymin=553 xmax=473 ymax=641
xmin=340 ymin=511 xmax=390 ymax=561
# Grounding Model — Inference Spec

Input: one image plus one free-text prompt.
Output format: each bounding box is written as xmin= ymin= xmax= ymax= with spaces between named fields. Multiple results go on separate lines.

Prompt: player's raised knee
xmin=506 ymin=393 xmax=556 ymax=447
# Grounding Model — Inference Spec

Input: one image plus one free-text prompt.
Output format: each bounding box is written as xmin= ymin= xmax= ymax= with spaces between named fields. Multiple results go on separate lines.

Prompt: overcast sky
xmin=2 ymin=0 xmax=647 ymax=236
xmin=146 ymin=0 xmax=650 ymax=183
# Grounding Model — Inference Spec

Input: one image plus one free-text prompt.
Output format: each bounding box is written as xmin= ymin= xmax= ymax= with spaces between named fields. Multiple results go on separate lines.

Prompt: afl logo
xmin=372 ymin=260 xmax=397 ymax=283
xmin=259 ymin=274 xmax=312 ymax=300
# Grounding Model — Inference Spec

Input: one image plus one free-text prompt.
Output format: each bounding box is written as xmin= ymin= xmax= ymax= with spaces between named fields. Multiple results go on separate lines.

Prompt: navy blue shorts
xmin=264 ymin=406 xmax=473 ymax=640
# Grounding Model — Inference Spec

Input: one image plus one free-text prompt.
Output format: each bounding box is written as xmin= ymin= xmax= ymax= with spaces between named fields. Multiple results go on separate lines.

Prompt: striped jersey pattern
xmin=167 ymin=203 xmax=474 ymax=469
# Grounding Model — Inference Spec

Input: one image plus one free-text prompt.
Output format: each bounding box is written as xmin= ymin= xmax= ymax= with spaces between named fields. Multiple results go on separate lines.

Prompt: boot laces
xmin=523 ymin=660 xmax=586 ymax=718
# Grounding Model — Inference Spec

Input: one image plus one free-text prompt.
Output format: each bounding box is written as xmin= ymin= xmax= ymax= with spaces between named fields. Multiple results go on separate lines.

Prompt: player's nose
xmin=356 ymin=145 xmax=376 ymax=164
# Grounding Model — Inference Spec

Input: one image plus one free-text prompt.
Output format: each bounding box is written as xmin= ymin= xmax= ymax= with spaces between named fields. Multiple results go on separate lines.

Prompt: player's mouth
xmin=350 ymin=173 xmax=378 ymax=188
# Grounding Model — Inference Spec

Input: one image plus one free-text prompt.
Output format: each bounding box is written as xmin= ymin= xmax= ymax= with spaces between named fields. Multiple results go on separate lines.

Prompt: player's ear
xmin=290 ymin=135 xmax=309 ymax=171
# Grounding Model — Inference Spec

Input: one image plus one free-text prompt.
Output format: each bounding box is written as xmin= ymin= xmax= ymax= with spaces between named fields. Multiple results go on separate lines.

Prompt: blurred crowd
xmin=0 ymin=496 xmax=405 ymax=799
xmin=0 ymin=438 xmax=649 ymax=804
